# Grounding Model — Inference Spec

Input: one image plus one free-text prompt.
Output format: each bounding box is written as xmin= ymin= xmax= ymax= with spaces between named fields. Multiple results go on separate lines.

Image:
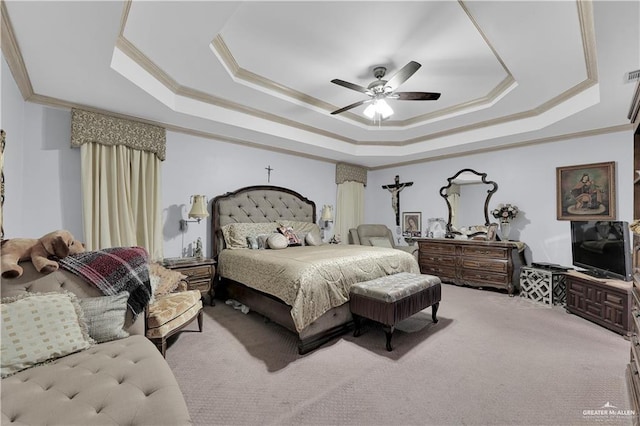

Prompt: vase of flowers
xmin=491 ymin=204 xmax=519 ymax=240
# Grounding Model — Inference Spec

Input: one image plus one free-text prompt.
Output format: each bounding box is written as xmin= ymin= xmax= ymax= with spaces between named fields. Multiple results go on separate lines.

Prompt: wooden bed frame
xmin=211 ymin=185 xmax=353 ymax=354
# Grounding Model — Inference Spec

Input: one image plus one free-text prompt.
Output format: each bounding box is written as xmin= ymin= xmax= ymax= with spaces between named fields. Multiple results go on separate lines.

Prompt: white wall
xmin=161 ymin=131 xmax=336 ymax=258
xmin=366 ymin=131 xmax=634 ymax=267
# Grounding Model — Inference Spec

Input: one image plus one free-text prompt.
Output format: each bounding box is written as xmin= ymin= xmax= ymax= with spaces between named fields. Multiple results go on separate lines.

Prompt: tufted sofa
xmin=1 ymin=262 xmax=192 ymax=425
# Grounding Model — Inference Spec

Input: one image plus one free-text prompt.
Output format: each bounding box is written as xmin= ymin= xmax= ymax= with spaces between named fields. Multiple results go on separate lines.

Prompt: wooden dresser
xmin=417 ymin=239 xmax=526 ymax=295
xmin=626 ymin=234 xmax=640 ymax=423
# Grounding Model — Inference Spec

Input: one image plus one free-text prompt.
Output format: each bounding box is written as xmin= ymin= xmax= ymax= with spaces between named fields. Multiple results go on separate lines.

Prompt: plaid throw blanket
xmin=59 ymin=246 xmax=151 ymax=318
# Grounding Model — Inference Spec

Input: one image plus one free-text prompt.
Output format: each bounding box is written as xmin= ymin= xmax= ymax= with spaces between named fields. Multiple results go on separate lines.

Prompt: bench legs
xmin=353 ymin=303 xmax=440 ymax=351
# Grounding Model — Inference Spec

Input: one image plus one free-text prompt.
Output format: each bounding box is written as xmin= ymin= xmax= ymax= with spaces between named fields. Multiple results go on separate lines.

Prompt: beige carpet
xmin=166 ymin=284 xmax=633 ymax=425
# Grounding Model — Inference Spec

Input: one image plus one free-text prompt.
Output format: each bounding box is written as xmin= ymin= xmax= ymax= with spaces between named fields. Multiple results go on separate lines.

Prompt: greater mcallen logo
xmin=583 ymin=402 xmax=636 ymax=419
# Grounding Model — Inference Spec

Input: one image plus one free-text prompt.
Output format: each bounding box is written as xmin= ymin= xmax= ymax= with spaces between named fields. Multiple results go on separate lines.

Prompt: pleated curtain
xmin=72 ymin=109 xmax=165 ymax=260
xmin=334 ymin=163 xmax=367 ymax=243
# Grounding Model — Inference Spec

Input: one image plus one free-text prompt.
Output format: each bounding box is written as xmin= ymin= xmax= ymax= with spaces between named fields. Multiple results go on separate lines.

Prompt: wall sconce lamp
xmin=320 ymin=204 xmax=333 ymax=238
xmin=179 ymin=195 xmax=209 ymax=231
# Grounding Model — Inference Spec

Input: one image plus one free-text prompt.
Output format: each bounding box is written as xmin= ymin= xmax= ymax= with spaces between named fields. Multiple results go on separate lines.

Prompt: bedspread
xmin=218 ymin=245 xmax=420 ymax=331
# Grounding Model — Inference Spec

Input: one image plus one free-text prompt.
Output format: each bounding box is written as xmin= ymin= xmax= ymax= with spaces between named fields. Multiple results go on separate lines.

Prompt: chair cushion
xmin=146 ymin=290 xmax=202 ymax=330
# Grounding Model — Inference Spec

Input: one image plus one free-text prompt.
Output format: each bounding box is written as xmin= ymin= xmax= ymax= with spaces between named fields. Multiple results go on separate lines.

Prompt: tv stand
xmin=578 ymin=269 xmax=609 ymax=279
xmin=565 ymin=270 xmax=632 ymax=336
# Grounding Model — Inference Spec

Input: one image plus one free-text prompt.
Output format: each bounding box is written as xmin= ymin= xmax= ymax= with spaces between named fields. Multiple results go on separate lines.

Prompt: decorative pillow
xmin=279 ymin=220 xmax=321 ymax=236
xmin=295 ymin=232 xmax=308 ymax=246
xmin=1 ymin=292 xmax=94 ymax=378
xmin=247 ymin=235 xmax=259 ymax=250
xmin=149 ymin=262 xmax=186 ymax=296
xmin=305 ymin=232 xmax=322 ymax=246
xmin=267 ymin=233 xmax=289 ymax=249
xmin=79 ymin=292 xmax=130 ymax=343
xmin=256 ymin=233 xmax=272 ymax=250
xmin=369 ymin=237 xmax=393 ymax=248
xmin=278 ymin=226 xmax=301 ymax=246
xmin=222 ymin=222 xmax=280 ymax=249
xmin=149 ymin=274 xmax=161 ymax=304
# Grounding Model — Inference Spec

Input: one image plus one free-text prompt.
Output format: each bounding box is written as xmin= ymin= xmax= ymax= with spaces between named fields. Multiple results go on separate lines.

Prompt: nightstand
xmin=163 ymin=258 xmax=216 ymax=306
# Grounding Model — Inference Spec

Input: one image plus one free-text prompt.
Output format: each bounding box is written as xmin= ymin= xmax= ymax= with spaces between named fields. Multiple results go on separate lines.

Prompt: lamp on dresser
xmin=179 ymin=195 xmax=209 ymax=231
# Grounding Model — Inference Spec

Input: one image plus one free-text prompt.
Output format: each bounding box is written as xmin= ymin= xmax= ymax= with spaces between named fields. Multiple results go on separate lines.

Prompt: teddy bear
xmin=0 ymin=230 xmax=85 ymax=279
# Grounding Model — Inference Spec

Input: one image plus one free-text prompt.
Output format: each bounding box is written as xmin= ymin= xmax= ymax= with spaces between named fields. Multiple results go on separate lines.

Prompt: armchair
xmin=348 ymin=224 xmax=418 ymax=257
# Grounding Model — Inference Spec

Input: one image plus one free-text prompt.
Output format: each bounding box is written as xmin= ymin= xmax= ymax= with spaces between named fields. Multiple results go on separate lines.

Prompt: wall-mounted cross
xmin=381 ymin=175 xmax=413 ymax=226
xmin=265 ymin=165 xmax=274 ymax=183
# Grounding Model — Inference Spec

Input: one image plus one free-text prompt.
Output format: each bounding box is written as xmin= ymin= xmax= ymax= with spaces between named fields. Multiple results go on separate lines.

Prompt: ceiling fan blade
xmin=385 ymin=61 xmax=422 ymax=92
xmin=331 ymin=79 xmax=372 ymax=95
xmin=331 ymin=99 xmax=371 ymax=115
xmin=394 ymin=92 xmax=441 ymax=101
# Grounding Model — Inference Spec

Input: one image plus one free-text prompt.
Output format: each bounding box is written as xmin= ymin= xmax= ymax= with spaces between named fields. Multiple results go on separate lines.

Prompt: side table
xmin=163 ymin=258 xmax=216 ymax=306
xmin=519 ymin=266 xmax=567 ymax=306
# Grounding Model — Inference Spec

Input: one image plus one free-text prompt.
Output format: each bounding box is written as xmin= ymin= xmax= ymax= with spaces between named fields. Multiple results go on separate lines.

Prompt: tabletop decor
xmin=492 ymin=203 xmax=519 ymax=240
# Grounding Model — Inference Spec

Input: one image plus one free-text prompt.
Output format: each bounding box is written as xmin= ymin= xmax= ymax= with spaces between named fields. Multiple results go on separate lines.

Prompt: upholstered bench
xmin=350 ymin=272 xmax=441 ymax=351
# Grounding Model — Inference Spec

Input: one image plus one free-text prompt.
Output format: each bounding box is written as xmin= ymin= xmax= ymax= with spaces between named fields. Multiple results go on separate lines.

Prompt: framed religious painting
xmin=402 ymin=212 xmax=422 ymax=237
xmin=556 ymin=161 xmax=615 ymax=221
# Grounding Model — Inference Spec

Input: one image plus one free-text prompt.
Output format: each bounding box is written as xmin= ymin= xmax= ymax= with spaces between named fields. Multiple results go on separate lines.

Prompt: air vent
xmin=626 ymin=69 xmax=640 ymax=83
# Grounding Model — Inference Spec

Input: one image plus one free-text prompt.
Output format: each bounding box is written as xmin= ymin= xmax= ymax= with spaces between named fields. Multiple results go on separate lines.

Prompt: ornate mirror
xmin=439 ymin=168 xmax=498 ymax=237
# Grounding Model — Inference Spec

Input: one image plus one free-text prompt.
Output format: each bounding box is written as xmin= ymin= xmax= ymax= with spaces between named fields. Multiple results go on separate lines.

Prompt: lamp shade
xmin=188 ymin=195 xmax=209 ymax=219
xmin=321 ymin=205 xmax=333 ymax=222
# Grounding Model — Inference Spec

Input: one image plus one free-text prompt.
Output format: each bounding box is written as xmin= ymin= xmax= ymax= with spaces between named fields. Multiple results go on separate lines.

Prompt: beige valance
xmin=71 ymin=109 xmax=166 ymax=161
xmin=335 ymin=162 xmax=367 ymax=186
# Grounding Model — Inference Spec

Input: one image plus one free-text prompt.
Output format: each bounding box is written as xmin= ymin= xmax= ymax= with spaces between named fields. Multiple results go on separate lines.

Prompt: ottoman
xmin=350 ymin=272 xmax=441 ymax=351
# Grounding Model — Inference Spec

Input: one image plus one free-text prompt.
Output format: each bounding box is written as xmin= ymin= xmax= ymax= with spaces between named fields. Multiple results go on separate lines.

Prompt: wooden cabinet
xmin=627 ymin=234 xmax=640 ymax=422
xmin=163 ymin=258 xmax=216 ymax=306
xmin=565 ymin=270 xmax=632 ymax=336
xmin=417 ymin=239 xmax=525 ymax=295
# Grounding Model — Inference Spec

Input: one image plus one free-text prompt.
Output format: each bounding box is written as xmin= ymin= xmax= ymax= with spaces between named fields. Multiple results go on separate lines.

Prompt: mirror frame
xmin=439 ymin=168 xmax=498 ymax=237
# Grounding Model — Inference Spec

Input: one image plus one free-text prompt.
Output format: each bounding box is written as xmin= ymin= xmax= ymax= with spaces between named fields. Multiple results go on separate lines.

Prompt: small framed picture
xmin=402 ymin=212 xmax=422 ymax=237
xmin=487 ymin=223 xmax=499 ymax=241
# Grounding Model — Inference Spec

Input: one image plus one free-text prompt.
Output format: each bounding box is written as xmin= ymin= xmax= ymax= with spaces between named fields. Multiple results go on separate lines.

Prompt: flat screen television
xmin=570 ymin=220 xmax=633 ymax=281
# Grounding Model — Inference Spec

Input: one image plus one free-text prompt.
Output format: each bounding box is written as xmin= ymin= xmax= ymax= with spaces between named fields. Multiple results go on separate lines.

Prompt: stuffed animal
xmin=0 ymin=230 xmax=85 ymax=279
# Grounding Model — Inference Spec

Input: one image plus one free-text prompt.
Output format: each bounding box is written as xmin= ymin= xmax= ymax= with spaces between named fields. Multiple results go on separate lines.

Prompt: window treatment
xmin=334 ymin=163 xmax=367 ymax=243
xmin=73 ymin=109 xmax=165 ymax=260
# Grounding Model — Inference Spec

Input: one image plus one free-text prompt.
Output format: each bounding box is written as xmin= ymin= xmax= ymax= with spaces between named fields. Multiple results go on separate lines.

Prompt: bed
xmin=212 ymin=185 xmax=420 ymax=354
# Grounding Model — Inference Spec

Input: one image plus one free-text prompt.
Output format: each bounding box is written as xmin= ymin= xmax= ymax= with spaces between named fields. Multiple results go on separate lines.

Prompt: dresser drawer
xmin=419 ymin=263 xmax=456 ymax=282
xmin=460 ymin=258 xmax=507 ymax=273
xmin=461 ymin=245 xmax=509 ymax=259
xmin=460 ymin=269 xmax=509 ymax=286
xmin=418 ymin=242 xmax=456 ymax=255
xmin=187 ymin=279 xmax=211 ymax=293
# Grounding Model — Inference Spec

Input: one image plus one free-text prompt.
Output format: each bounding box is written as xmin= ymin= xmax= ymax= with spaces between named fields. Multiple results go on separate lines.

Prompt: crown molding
xmin=1 ymin=1 xmax=34 ymax=100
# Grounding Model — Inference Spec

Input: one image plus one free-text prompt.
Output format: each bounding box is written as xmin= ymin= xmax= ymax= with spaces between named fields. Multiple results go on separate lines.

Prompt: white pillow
xmin=305 ymin=232 xmax=322 ymax=246
xmin=369 ymin=237 xmax=393 ymax=248
xmin=1 ymin=292 xmax=94 ymax=378
xmin=267 ymin=233 xmax=289 ymax=249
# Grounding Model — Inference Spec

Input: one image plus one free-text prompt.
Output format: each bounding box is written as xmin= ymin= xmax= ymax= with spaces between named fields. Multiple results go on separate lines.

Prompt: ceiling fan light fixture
xmin=363 ymin=99 xmax=393 ymax=120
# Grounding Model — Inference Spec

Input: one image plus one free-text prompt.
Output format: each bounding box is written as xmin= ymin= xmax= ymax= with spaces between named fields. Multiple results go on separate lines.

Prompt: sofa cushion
xmin=0 ymin=335 xmax=191 ymax=425
xmin=79 ymin=292 xmax=130 ymax=343
xmin=369 ymin=237 xmax=393 ymax=248
xmin=1 ymin=292 xmax=94 ymax=378
xmin=147 ymin=290 xmax=202 ymax=330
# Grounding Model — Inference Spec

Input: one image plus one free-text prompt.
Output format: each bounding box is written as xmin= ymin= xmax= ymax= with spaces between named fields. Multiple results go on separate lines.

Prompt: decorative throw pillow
xmin=79 ymin=292 xmax=130 ymax=343
xmin=267 ymin=233 xmax=289 ymax=249
xmin=369 ymin=237 xmax=393 ymax=248
xmin=305 ymin=232 xmax=322 ymax=246
xmin=256 ymin=233 xmax=271 ymax=249
xmin=149 ymin=262 xmax=186 ymax=295
xmin=1 ymin=292 xmax=94 ymax=378
xmin=278 ymin=226 xmax=301 ymax=246
xmin=222 ymin=222 xmax=280 ymax=249
xmin=247 ymin=235 xmax=259 ymax=250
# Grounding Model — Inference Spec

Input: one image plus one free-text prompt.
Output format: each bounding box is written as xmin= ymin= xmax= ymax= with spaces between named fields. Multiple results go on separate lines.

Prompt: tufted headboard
xmin=211 ymin=185 xmax=316 ymax=258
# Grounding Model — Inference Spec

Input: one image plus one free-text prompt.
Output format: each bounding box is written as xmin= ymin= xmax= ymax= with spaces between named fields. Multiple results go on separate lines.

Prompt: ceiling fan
xmin=330 ymin=61 xmax=441 ymax=119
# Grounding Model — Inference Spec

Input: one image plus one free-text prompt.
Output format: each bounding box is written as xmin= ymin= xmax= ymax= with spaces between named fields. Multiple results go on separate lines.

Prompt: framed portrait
xmin=402 ymin=212 xmax=422 ymax=237
xmin=556 ymin=161 xmax=615 ymax=221
xmin=487 ymin=223 xmax=499 ymax=241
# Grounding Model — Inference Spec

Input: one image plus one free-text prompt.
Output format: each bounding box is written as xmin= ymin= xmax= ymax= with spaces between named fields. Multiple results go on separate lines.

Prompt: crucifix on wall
xmin=265 ymin=165 xmax=274 ymax=183
xmin=381 ymin=175 xmax=413 ymax=226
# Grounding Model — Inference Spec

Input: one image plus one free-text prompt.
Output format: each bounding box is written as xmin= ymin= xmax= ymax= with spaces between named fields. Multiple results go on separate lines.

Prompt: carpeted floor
xmin=166 ymin=284 xmax=633 ymax=425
